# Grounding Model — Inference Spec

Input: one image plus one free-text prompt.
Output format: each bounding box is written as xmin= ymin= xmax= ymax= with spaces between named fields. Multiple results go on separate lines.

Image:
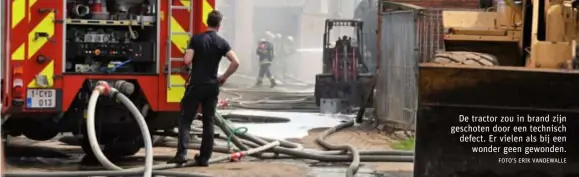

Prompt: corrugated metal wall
xmin=374 ymin=6 xmax=446 ymax=130
xmin=416 ymin=9 xmax=444 ymax=62
xmin=375 ymin=10 xmax=418 ymax=130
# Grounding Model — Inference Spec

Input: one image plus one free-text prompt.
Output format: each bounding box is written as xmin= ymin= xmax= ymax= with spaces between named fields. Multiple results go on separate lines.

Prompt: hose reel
xmin=72 ymin=4 xmax=90 ymax=17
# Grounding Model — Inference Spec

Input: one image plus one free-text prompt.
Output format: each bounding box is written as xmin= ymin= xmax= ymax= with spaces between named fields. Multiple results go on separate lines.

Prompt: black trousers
xmin=176 ymin=84 xmax=219 ymax=163
xmin=257 ymin=63 xmax=273 ymax=80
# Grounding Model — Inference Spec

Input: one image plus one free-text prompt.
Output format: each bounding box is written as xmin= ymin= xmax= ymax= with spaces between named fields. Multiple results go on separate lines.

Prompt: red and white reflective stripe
xmin=229 ymin=152 xmax=245 ymax=162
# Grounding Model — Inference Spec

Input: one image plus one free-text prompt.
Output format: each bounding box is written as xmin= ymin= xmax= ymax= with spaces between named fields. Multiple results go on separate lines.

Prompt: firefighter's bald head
xmin=207 ymin=10 xmax=223 ymax=29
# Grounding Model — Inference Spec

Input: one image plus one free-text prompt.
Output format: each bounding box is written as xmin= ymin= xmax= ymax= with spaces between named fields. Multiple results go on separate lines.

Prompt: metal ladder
xmin=166 ymin=0 xmax=194 ymax=88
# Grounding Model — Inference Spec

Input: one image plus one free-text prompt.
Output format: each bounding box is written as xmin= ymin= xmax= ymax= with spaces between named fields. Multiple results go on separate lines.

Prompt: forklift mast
xmin=322 ymin=19 xmax=366 ymax=76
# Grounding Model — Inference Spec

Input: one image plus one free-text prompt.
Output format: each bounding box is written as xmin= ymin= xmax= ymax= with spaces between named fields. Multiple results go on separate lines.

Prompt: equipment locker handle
xmin=38 ymin=8 xmax=64 ymax=24
xmin=34 ymin=32 xmax=56 ymax=44
xmin=38 ymin=8 xmax=55 ymax=13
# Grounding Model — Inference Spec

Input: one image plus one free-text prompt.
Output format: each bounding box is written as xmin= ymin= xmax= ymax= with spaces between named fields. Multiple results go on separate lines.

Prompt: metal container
xmin=320 ymin=98 xmax=350 ymax=114
xmin=92 ymin=12 xmax=110 ymax=20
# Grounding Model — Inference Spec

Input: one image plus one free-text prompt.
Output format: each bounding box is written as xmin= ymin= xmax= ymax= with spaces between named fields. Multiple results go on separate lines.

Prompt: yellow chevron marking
xmin=11 ymin=0 xmax=25 ymax=28
xmin=29 ymin=0 xmax=37 ymax=6
xmin=27 ymin=60 xmax=54 ymax=88
xmin=167 ymin=75 xmax=186 ymax=102
xmin=170 ymin=17 xmax=188 ymax=54
xmin=28 ymin=11 xmax=54 ymax=58
xmin=167 ymin=14 xmax=189 ymax=102
xmin=180 ymin=0 xmax=191 ymax=12
xmin=28 ymin=0 xmax=38 ymax=22
xmin=202 ymin=0 xmax=214 ymax=27
xmin=11 ymin=44 xmax=25 ymax=61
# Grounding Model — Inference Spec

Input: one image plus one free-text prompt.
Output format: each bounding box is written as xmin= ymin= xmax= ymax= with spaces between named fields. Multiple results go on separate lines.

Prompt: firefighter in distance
xmin=255 ymin=38 xmax=277 ymax=88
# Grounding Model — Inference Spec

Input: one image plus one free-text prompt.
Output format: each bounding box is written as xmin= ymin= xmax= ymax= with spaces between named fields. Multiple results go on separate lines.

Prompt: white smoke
xmin=216 ymin=0 xmax=363 ymax=84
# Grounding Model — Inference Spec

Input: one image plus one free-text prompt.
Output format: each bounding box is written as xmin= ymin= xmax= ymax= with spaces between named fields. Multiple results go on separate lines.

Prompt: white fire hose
xmin=87 ymin=81 xmax=154 ymax=177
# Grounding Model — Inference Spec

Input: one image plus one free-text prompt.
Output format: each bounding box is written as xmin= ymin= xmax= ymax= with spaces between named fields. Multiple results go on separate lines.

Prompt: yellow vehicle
xmin=416 ymin=0 xmax=579 ymax=176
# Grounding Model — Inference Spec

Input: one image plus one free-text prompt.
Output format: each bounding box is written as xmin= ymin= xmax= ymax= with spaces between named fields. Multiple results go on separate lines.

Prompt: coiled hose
xmin=160 ymin=111 xmax=413 ymax=177
xmin=316 ymin=120 xmax=360 ymax=177
xmin=211 ymin=113 xmax=412 ymax=177
xmin=72 ymin=4 xmax=90 ymax=17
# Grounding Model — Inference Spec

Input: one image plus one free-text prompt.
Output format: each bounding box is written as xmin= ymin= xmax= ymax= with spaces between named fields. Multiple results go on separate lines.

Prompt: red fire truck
xmin=1 ymin=0 xmax=214 ymax=157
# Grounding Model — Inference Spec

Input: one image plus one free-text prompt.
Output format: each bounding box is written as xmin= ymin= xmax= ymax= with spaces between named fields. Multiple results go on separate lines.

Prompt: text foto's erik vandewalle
xmin=450 ymin=114 xmax=567 ymax=164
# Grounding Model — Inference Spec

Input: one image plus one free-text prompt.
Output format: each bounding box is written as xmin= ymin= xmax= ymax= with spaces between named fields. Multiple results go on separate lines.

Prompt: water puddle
xmin=223 ymin=110 xmax=352 ymax=140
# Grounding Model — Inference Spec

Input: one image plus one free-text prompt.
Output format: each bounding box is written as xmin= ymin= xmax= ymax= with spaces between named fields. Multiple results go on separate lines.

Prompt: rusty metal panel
xmin=375 ymin=10 xmax=417 ymax=130
xmin=415 ymin=64 xmax=579 ymax=176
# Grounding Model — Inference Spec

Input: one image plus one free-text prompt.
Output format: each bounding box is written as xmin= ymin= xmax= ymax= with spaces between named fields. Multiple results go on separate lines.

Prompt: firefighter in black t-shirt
xmin=168 ymin=10 xmax=240 ymax=167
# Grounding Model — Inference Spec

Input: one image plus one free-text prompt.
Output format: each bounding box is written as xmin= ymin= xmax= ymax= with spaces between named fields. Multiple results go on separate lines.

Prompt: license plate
xmin=26 ymin=89 xmax=56 ymax=108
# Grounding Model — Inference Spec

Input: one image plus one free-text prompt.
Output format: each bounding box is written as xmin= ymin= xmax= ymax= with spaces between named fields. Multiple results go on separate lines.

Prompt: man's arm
xmin=222 ymin=50 xmax=240 ymax=79
xmin=184 ymin=49 xmax=194 ymax=66
xmin=184 ymin=38 xmax=195 ymax=66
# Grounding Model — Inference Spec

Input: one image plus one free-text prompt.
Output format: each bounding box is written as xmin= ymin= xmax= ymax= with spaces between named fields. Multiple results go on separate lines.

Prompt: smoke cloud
xmin=216 ymin=0 xmax=366 ymax=85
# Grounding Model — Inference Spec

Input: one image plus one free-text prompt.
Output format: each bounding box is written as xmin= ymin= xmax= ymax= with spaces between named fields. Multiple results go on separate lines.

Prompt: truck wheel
xmin=80 ymin=124 xmax=142 ymax=159
xmin=430 ymin=51 xmax=498 ymax=66
xmin=22 ymin=122 xmax=59 ymax=141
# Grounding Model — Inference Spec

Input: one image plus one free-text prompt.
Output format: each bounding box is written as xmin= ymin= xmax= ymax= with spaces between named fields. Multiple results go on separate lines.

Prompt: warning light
xmin=94 ymin=49 xmax=101 ymax=55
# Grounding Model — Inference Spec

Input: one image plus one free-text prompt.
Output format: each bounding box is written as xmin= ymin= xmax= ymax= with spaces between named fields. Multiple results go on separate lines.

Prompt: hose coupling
xmin=217 ymin=99 xmax=229 ymax=109
xmin=229 ymin=152 xmax=245 ymax=162
xmin=113 ymin=80 xmax=135 ymax=95
xmin=95 ymin=81 xmax=111 ymax=95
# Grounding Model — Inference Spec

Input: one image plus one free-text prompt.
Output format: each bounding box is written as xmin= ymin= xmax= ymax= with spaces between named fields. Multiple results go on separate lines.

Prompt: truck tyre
xmin=430 ymin=51 xmax=498 ymax=66
xmin=22 ymin=121 xmax=59 ymax=141
xmin=79 ymin=124 xmax=141 ymax=160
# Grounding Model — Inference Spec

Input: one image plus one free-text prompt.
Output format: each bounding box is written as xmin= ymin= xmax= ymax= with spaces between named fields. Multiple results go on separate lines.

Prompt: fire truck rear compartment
xmin=64 ymin=22 xmax=156 ymax=73
xmin=2 ymin=0 xmax=184 ymax=157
